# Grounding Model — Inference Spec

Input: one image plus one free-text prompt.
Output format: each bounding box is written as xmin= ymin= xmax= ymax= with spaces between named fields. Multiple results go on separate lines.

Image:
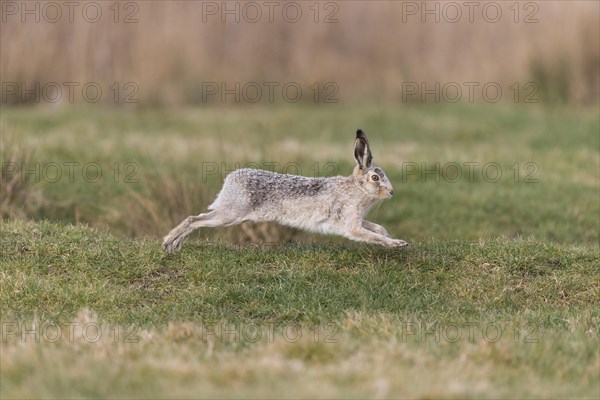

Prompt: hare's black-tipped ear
xmin=354 ymin=129 xmax=373 ymax=170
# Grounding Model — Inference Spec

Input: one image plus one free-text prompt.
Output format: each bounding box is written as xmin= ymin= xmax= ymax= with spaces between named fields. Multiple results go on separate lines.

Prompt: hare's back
xmin=226 ymin=168 xmax=327 ymax=205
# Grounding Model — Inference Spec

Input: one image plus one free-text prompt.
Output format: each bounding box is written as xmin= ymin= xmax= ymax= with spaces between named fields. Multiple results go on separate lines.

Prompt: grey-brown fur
xmin=162 ymin=129 xmax=408 ymax=252
xmin=243 ymin=170 xmax=326 ymax=208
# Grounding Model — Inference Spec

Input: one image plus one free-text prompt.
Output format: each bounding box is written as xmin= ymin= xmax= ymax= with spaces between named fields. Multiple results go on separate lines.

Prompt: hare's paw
xmin=390 ymin=239 xmax=409 ymax=247
xmin=162 ymin=236 xmax=174 ymax=253
xmin=162 ymin=235 xmax=184 ymax=253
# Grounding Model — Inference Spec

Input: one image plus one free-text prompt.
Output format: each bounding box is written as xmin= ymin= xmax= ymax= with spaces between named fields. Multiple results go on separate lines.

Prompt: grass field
xmin=1 ymin=104 xmax=599 ymax=398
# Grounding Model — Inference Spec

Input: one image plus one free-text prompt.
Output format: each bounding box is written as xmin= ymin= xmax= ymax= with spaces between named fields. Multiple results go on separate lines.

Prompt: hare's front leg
xmin=362 ymin=221 xmax=392 ymax=238
xmin=347 ymin=225 xmax=408 ymax=248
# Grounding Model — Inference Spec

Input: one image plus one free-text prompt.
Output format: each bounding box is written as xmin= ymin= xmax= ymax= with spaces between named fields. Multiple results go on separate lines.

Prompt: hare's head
xmin=352 ymin=129 xmax=394 ymax=199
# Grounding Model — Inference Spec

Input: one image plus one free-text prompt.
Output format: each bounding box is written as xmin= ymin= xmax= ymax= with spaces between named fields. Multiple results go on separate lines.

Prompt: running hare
xmin=162 ymin=129 xmax=408 ymax=252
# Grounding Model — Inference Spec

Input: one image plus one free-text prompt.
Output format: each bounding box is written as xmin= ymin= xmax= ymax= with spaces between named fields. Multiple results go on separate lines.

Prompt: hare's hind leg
xmin=162 ymin=211 xmax=235 ymax=253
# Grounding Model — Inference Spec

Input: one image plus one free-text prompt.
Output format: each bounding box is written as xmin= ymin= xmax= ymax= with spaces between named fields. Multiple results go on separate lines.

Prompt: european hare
xmin=162 ymin=129 xmax=408 ymax=252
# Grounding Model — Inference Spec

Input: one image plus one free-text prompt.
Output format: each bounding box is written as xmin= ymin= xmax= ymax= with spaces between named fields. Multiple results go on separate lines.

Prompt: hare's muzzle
xmin=379 ymin=186 xmax=394 ymax=198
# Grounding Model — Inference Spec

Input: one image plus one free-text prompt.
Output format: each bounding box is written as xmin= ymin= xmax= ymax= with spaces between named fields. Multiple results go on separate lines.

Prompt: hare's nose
xmin=389 ymin=189 xmax=394 ymax=195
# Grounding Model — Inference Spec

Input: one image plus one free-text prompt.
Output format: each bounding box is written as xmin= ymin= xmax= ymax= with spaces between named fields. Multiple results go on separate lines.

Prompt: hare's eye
xmin=371 ymin=175 xmax=380 ymax=182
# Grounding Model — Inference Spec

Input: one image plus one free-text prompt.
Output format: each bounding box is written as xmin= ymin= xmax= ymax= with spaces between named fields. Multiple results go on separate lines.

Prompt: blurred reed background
xmin=1 ymin=0 xmax=598 ymax=106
